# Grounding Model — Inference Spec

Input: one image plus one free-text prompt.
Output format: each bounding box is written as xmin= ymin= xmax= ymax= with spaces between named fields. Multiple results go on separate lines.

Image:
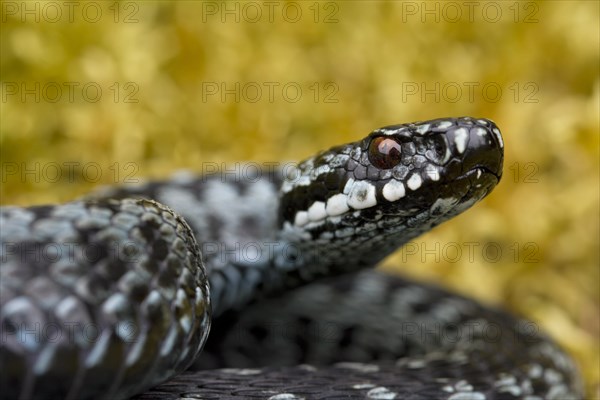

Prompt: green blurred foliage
xmin=1 ymin=1 xmax=598 ymax=396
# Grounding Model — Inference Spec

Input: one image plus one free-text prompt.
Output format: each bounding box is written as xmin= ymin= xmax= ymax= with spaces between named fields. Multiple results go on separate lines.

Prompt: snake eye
xmin=368 ymin=136 xmax=402 ymax=169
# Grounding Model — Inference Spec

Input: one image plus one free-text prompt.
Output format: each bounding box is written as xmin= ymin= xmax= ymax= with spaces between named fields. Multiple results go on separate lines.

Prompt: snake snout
xmin=445 ymin=118 xmax=504 ymax=180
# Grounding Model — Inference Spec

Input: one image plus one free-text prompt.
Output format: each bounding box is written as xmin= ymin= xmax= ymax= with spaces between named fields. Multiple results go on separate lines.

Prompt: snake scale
xmin=0 ymin=117 xmax=583 ymax=399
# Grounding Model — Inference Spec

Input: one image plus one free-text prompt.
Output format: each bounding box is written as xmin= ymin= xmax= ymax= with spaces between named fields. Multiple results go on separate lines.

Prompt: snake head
xmin=278 ymin=117 xmax=503 ymax=268
xmin=363 ymin=117 xmax=504 ymax=216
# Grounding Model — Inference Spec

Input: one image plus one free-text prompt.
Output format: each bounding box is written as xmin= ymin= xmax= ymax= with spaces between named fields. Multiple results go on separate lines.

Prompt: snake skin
xmin=180 ymin=272 xmax=581 ymax=399
xmin=0 ymin=200 xmax=211 ymax=399
xmin=0 ymin=117 xmax=583 ymax=399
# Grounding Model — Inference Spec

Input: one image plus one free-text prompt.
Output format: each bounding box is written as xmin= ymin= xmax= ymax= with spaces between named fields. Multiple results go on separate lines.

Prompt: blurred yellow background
xmin=1 ymin=1 xmax=598 ymax=397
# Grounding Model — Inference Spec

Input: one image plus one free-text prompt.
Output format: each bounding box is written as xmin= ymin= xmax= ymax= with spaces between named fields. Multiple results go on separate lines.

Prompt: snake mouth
xmin=461 ymin=165 xmax=502 ymax=182
xmin=483 ymin=166 xmax=502 ymax=182
xmin=455 ymin=166 xmax=501 ymax=205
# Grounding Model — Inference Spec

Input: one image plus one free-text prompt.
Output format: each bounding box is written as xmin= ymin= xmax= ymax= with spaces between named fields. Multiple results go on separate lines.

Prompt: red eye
xmin=368 ymin=136 xmax=402 ymax=169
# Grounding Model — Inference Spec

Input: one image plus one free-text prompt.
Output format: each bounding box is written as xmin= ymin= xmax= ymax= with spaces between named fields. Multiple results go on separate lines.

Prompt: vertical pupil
xmin=369 ymin=137 xmax=402 ymax=169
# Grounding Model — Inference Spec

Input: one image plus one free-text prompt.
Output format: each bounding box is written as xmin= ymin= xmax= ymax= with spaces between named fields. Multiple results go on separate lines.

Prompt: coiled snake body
xmin=0 ymin=118 xmax=583 ymax=399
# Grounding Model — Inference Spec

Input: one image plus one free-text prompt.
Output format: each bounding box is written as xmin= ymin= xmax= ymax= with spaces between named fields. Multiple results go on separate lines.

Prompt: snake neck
xmin=271 ymin=117 xmax=503 ymax=288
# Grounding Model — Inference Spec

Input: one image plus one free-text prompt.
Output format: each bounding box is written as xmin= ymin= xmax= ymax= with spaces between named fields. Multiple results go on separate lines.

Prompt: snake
xmin=0 ymin=117 xmax=583 ymax=400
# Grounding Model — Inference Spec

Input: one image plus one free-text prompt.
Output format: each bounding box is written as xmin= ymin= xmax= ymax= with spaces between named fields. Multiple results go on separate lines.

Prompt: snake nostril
xmin=368 ymin=136 xmax=403 ymax=170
